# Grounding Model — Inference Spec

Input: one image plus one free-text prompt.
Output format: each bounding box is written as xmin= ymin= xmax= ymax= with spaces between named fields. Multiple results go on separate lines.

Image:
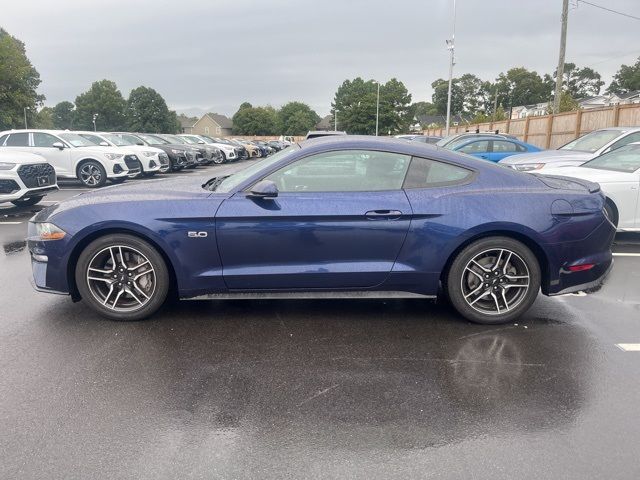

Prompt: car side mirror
xmin=99 ymin=141 xmax=109 ymax=147
xmin=52 ymin=142 xmax=65 ymax=150
xmin=248 ymin=180 xmax=278 ymax=199
xmin=136 ymin=141 xmax=144 ymax=146
xmin=198 ymin=140 xmax=205 ymax=144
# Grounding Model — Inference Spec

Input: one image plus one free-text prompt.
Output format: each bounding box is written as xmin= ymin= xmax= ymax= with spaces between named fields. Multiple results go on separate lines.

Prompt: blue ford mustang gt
xmin=27 ymin=136 xmax=615 ymax=324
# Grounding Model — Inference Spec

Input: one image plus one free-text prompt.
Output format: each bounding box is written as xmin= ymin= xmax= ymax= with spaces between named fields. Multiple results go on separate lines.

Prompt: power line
xmin=578 ymin=0 xmax=640 ymax=21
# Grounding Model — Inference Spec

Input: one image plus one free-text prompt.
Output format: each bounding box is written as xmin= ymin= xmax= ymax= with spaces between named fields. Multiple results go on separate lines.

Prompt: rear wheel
xmin=446 ymin=237 xmax=541 ymax=324
xmin=75 ymin=234 xmax=170 ymax=321
xmin=11 ymin=196 xmax=44 ymax=207
xmin=78 ymin=160 xmax=107 ymax=188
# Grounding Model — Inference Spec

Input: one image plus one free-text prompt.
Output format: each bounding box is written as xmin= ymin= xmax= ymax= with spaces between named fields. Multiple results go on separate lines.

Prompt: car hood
xmin=125 ymin=145 xmax=165 ymax=154
xmin=539 ymin=166 xmax=636 ymax=183
xmin=35 ymin=176 xmax=216 ymax=222
xmin=0 ymin=150 xmax=47 ymax=164
xmin=75 ymin=145 xmax=126 ymax=156
xmin=499 ymin=150 xmax=593 ymax=165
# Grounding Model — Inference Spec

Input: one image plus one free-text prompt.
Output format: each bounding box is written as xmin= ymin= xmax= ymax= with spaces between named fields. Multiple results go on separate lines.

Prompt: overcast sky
xmin=3 ymin=0 xmax=639 ymax=117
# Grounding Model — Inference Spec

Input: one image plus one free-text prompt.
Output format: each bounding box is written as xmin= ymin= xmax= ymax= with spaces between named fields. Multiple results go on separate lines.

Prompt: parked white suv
xmin=0 ymin=150 xmax=58 ymax=206
xmin=0 ymin=130 xmax=140 ymax=188
xmin=75 ymin=131 xmax=168 ymax=175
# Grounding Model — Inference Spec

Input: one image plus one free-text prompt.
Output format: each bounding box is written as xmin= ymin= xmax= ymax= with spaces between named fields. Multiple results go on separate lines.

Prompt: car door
xmin=30 ymin=132 xmax=73 ymax=176
xmin=215 ymin=149 xmax=413 ymax=290
xmin=457 ymin=140 xmax=492 ymax=160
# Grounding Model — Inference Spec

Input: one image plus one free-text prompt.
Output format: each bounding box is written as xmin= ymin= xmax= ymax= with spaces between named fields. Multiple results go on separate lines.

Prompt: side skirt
xmin=183 ymin=291 xmax=436 ymax=301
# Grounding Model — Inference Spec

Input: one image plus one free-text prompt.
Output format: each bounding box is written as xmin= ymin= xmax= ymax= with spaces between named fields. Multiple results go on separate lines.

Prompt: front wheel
xmin=213 ymin=153 xmax=225 ymax=164
xmin=75 ymin=234 xmax=170 ymax=321
xmin=78 ymin=160 xmax=107 ymax=188
xmin=11 ymin=196 xmax=44 ymax=207
xmin=446 ymin=237 xmax=541 ymax=324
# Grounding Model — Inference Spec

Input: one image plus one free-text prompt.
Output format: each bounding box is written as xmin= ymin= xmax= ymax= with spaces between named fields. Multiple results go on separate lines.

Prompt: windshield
xmin=560 ymin=130 xmax=624 ymax=153
xmin=198 ymin=136 xmax=215 ymax=144
xmin=208 ymin=144 xmax=300 ymax=193
xmin=102 ymin=133 xmax=133 ymax=146
xmin=160 ymin=134 xmax=186 ymax=144
xmin=139 ymin=134 xmax=167 ymax=145
xmin=581 ymin=144 xmax=640 ymax=173
xmin=59 ymin=133 xmax=98 ymax=147
xmin=180 ymin=136 xmax=199 ymax=144
xmin=435 ymin=134 xmax=462 ymax=147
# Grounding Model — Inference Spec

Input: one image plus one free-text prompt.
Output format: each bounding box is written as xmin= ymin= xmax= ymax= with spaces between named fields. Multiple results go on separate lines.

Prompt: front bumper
xmin=1 ymin=166 xmax=58 ymax=203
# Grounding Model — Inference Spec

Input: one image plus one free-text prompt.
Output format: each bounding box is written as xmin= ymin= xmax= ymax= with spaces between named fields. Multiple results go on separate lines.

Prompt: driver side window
xmin=33 ymin=132 xmax=61 ymax=148
xmin=264 ymin=150 xmax=411 ymax=192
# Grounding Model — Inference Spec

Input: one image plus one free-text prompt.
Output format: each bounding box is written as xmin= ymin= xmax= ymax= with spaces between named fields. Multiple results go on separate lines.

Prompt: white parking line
xmin=0 ymin=221 xmax=22 ymax=225
xmin=613 ymin=253 xmax=640 ymax=257
xmin=616 ymin=344 xmax=640 ymax=352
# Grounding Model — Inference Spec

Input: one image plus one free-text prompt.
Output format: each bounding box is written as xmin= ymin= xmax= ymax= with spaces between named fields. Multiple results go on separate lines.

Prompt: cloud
xmin=3 ymin=0 xmax=638 ymax=116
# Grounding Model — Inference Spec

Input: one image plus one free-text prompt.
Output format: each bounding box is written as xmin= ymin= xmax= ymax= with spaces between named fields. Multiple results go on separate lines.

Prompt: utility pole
xmin=553 ymin=0 xmax=569 ymax=114
xmin=23 ymin=107 xmax=29 ymax=129
xmin=445 ymin=0 xmax=457 ymax=136
xmin=493 ymin=87 xmax=499 ymax=121
xmin=375 ymin=81 xmax=380 ymax=136
xmin=334 ymin=109 xmax=337 ymax=131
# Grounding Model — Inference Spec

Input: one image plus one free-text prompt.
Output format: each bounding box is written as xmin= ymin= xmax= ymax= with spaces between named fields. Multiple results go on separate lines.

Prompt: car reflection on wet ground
xmin=1 ymin=163 xmax=639 ymax=479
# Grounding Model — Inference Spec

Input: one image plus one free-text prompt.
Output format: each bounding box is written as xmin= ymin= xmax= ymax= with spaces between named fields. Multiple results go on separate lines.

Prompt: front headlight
xmin=141 ymin=151 xmax=157 ymax=157
xmin=513 ymin=163 xmax=545 ymax=172
xmin=36 ymin=222 xmax=67 ymax=241
xmin=104 ymin=153 xmax=124 ymax=160
xmin=171 ymin=149 xmax=183 ymax=155
xmin=0 ymin=162 xmax=16 ymax=170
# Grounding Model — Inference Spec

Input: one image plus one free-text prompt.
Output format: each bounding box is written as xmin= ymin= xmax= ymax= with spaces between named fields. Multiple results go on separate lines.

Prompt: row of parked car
xmin=398 ymin=128 xmax=640 ymax=231
xmin=0 ymin=129 xmax=291 ymax=206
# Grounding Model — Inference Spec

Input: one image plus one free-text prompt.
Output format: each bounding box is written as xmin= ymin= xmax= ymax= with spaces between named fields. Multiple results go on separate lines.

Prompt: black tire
xmin=75 ymin=234 xmax=170 ymax=321
xmin=446 ymin=237 xmax=541 ymax=325
xmin=604 ymin=200 xmax=619 ymax=228
xmin=11 ymin=195 xmax=44 ymax=207
xmin=77 ymin=160 xmax=107 ymax=188
xmin=110 ymin=178 xmax=126 ymax=184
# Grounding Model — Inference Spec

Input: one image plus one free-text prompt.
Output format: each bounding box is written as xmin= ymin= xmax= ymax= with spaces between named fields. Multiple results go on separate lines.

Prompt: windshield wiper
xmin=203 ymin=175 xmax=230 ymax=192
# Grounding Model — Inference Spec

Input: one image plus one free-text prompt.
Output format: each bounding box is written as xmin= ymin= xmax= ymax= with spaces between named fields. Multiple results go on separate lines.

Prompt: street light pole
xmin=24 ymin=107 xmax=29 ymax=129
xmin=334 ymin=109 xmax=337 ymax=131
xmin=92 ymin=113 xmax=99 ymax=132
xmin=445 ymin=0 xmax=457 ymax=136
xmin=375 ymin=81 xmax=380 ymax=136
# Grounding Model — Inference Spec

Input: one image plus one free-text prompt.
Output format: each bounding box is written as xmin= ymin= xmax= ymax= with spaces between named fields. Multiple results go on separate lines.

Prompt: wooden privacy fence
xmin=424 ymin=104 xmax=640 ymax=149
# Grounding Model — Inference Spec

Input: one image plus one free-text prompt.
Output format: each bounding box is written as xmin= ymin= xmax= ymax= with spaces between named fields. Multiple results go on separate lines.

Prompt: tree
xmin=52 ymin=101 xmax=75 ymax=129
xmin=331 ymin=77 xmax=413 ymax=135
xmin=0 ymin=28 xmax=44 ymax=130
xmin=607 ymin=57 xmax=640 ymax=95
xmin=494 ymin=67 xmax=553 ymax=108
xmin=232 ymin=105 xmax=279 ymax=135
xmin=431 ymin=78 xmax=463 ymax=116
xmin=33 ymin=107 xmax=54 ymax=129
xmin=74 ymin=80 xmax=127 ymax=131
xmin=126 ymin=86 xmax=176 ymax=133
xmin=166 ymin=111 xmax=182 ymax=134
xmin=553 ymin=62 xmax=604 ymax=98
xmin=278 ymin=101 xmax=320 ymax=135
xmin=548 ymin=90 xmax=579 ymax=113
xmin=457 ymin=74 xmax=494 ymax=116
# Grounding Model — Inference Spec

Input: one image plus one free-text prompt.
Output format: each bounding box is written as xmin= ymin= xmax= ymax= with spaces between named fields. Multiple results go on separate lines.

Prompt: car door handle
xmin=365 ymin=210 xmax=403 ymax=220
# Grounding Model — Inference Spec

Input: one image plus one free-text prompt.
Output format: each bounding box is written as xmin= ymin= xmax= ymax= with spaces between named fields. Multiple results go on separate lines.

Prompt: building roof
xmin=178 ymin=115 xmax=197 ymax=128
xmin=416 ymin=114 xmax=465 ymax=126
xmin=206 ymin=113 xmax=233 ymax=129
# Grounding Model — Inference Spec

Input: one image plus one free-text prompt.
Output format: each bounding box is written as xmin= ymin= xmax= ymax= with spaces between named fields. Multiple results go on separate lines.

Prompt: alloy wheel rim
xmin=86 ymin=245 xmax=156 ymax=312
xmin=461 ymin=248 xmax=530 ymax=315
xmin=80 ymin=164 xmax=102 ymax=186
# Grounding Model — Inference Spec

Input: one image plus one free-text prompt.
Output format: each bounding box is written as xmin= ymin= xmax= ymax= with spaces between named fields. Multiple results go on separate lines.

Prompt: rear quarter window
xmin=404 ymin=157 xmax=474 ymax=188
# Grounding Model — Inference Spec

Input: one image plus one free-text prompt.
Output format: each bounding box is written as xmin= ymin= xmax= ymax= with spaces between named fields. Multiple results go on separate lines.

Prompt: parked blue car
xmin=451 ymin=137 xmax=541 ymax=162
xmin=27 ymin=136 xmax=614 ymax=324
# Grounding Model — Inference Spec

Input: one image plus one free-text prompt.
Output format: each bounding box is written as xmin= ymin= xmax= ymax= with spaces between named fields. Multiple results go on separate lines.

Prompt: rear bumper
xmin=544 ymin=217 xmax=616 ymax=295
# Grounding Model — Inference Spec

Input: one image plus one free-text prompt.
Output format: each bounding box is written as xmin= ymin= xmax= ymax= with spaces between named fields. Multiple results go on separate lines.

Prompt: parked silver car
xmin=500 ymin=127 xmax=640 ymax=171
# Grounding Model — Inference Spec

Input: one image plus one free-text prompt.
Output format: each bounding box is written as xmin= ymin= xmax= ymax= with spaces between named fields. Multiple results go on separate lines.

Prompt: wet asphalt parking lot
xmin=1 ymin=160 xmax=640 ymax=479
